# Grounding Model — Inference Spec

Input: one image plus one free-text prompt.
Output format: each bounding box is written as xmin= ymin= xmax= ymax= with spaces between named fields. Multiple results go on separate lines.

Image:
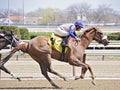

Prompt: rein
xmin=80 ymin=33 xmax=90 ymax=42
xmin=81 ymin=35 xmax=90 ymax=41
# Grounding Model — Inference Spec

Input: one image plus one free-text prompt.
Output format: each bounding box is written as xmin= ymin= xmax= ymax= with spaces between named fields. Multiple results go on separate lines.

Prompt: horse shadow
xmin=0 ymin=87 xmax=73 ymax=90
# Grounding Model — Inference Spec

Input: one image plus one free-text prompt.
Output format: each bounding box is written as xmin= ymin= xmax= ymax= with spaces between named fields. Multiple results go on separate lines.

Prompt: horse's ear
xmin=10 ymin=31 xmax=14 ymax=35
xmin=2 ymin=31 xmax=7 ymax=34
xmin=92 ymin=26 xmax=99 ymax=31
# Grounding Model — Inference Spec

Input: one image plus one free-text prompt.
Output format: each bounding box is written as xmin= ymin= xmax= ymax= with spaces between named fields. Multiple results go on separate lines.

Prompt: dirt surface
xmin=0 ymin=79 xmax=120 ymax=90
xmin=1 ymin=60 xmax=120 ymax=78
xmin=0 ymin=60 xmax=120 ymax=90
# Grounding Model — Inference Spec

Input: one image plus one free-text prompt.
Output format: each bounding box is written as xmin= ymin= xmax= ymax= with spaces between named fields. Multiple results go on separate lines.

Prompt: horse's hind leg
xmin=0 ymin=65 xmax=21 ymax=81
xmin=48 ymin=66 xmax=67 ymax=81
xmin=39 ymin=62 xmax=61 ymax=89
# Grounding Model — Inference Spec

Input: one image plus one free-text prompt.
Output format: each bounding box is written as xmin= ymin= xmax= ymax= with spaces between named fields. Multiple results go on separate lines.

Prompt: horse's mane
xmin=79 ymin=26 xmax=99 ymax=38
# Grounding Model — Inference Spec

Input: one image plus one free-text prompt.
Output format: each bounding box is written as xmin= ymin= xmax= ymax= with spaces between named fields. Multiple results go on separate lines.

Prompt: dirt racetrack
xmin=0 ymin=79 xmax=120 ymax=90
xmin=0 ymin=60 xmax=120 ymax=90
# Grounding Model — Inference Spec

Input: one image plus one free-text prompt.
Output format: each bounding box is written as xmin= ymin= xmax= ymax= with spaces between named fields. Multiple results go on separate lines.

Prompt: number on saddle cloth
xmin=48 ymin=33 xmax=68 ymax=53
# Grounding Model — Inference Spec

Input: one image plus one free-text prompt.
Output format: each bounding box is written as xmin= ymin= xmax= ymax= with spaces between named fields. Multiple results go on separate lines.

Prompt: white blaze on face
xmin=102 ymin=36 xmax=107 ymax=40
xmin=19 ymin=41 xmax=26 ymax=45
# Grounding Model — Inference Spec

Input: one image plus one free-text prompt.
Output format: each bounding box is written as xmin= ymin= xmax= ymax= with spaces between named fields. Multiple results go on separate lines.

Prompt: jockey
xmin=55 ymin=21 xmax=83 ymax=46
xmin=54 ymin=21 xmax=83 ymax=61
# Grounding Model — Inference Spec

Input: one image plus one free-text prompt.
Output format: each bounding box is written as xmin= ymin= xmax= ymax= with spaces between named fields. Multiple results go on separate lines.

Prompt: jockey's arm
xmin=69 ymin=29 xmax=80 ymax=41
xmin=68 ymin=29 xmax=77 ymax=38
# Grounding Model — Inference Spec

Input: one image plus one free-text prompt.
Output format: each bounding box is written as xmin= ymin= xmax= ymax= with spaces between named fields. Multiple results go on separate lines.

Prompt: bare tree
xmin=0 ymin=9 xmax=8 ymax=18
xmin=1 ymin=3 xmax=119 ymax=25
xmin=92 ymin=4 xmax=115 ymax=24
xmin=65 ymin=2 xmax=91 ymax=23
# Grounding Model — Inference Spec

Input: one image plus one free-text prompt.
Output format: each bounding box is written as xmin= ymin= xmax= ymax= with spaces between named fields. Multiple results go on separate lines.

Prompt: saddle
xmin=48 ymin=33 xmax=68 ymax=61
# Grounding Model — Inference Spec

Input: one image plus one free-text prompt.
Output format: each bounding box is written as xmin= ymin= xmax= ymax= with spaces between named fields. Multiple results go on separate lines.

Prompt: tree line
xmin=0 ymin=2 xmax=120 ymax=25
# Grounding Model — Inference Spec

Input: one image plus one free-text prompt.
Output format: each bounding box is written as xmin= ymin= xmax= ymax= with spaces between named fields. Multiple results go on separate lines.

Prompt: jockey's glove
xmin=75 ymin=37 xmax=81 ymax=41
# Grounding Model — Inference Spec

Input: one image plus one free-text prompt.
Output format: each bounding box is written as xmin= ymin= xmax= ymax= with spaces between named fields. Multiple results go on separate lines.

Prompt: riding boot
xmin=61 ymin=46 xmax=65 ymax=61
xmin=61 ymin=37 xmax=68 ymax=61
xmin=61 ymin=37 xmax=68 ymax=47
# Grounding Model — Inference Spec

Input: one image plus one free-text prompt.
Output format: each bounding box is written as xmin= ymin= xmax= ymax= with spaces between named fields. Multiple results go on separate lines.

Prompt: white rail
xmin=0 ymin=41 xmax=120 ymax=60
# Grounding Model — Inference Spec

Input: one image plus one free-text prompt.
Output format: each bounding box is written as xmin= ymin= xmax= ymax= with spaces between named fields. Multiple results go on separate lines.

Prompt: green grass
xmin=29 ymin=32 xmax=52 ymax=36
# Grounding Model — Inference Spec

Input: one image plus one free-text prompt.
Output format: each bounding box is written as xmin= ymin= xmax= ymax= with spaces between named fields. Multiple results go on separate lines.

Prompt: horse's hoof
xmin=75 ymin=76 xmax=80 ymax=80
xmin=90 ymin=76 xmax=96 ymax=85
xmin=80 ymin=75 xmax=84 ymax=79
xmin=92 ymin=80 xmax=96 ymax=85
xmin=63 ymin=77 xmax=68 ymax=81
xmin=90 ymin=75 xmax=96 ymax=79
xmin=53 ymin=85 xmax=62 ymax=89
xmin=17 ymin=77 xmax=21 ymax=81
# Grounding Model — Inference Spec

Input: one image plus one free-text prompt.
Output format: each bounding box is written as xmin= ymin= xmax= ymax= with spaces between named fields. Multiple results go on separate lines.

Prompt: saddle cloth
xmin=48 ymin=33 xmax=67 ymax=53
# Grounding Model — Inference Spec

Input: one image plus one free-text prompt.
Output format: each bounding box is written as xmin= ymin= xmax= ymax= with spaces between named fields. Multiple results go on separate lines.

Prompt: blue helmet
xmin=74 ymin=21 xmax=83 ymax=28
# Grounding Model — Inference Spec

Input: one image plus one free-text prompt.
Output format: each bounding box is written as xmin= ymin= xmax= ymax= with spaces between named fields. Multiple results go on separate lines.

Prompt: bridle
xmin=93 ymin=30 xmax=104 ymax=43
xmin=81 ymin=28 xmax=104 ymax=44
xmin=0 ymin=33 xmax=19 ymax=47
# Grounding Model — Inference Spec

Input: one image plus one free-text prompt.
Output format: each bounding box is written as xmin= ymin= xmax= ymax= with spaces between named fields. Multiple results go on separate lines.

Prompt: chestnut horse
xmin=0 ymin=27 xmax=109 ymax=88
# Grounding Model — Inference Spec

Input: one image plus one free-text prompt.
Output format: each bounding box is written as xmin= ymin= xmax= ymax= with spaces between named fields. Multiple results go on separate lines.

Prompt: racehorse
xmin=0 ymin=31 xmax=19 ymax=49
xmin=0 ymin=31 xmax=20 ymax=80
xmin=0 ymin=27 xmax=109 ymax=88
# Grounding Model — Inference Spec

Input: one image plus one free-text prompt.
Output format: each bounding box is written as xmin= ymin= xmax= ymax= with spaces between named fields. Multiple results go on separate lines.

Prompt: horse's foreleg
xmin=79 ymin=54 xmax=87 ymax=79
xmin=39 ymin=63 xmax=61 ymax=89
xmin=48 ymin=66 xmax=67 ymax=81
xmin=74 ymin=54 xmax=96 ymax=85
xmin=87 ymin=64 xmax=96 ymax=85
xmin=0 ymin=49 xmax=18 ymax=66
xmin=79 ymin=66 xmax=87 ymax=79
xmin=83 ymin=54 xmax=96 ymax=85
xmin=76 ymin=63 xmax=96 ymax=85
xmin=69 ymin=58 xmax=89 ymax=79
xmin=69 ymin=56 xmax=94 ymax=81
xmin=0 ymin=65 xmax=21 ymax=81
xmin=79 ymin=54 xmax=88 ymax=79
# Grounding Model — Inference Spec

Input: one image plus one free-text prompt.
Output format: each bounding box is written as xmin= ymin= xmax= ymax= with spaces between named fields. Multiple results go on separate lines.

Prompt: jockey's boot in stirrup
xmin=61 ymin=37 xmax=69 ymax=61
xmin=61 ymin=46 xmax=65 ymax=61
xmin=50 ymin=38 xmax=55 ymax=45
xmin=61 ymin=37 xmax=68 ymax=47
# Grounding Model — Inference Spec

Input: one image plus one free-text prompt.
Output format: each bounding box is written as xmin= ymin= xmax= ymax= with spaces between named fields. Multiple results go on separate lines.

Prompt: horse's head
xmin=0 ymin=31 xmax=20 ymax=49
xmin=82 ymin=27 xmax=109 ymax=46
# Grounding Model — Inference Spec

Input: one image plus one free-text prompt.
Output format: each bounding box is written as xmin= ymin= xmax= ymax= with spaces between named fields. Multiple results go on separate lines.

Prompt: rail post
xmin=72 ymin=66 xmax=76 ymax=76
xmin=0 ymin=54 xmax=1 ymax=78
xmin=102 ymin=47 xmax=105 ymax=61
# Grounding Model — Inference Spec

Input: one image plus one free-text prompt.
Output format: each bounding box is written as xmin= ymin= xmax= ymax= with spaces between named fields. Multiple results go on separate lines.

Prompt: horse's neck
xmin=0 ymin=42 xmax=8 ymax=50
xmin=80 ymin=37 xmax=92 ymax=49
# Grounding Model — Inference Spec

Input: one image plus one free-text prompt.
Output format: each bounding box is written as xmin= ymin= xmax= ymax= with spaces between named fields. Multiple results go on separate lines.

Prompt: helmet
xmin=74 ymin=21 xmax=83 ymax=28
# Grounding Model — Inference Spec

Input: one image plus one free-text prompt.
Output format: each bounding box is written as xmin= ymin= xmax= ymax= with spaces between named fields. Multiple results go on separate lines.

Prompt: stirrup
xmin=50 ymin=38 xmax=55 ymax=45
xmin=61 ymin=42 xmax=68 ymax=47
